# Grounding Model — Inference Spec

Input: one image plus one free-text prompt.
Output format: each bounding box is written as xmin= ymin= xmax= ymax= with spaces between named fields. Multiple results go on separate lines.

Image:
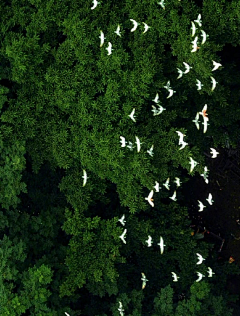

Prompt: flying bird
xmin=163 ymin=178 xmax=170 ymax=190
xmin=206 ymin=193 xmax=214 ymax=205
xmin=145 ymin=235 xmax=153 ymax=247
xmin=200 ymin=166 xmax=209 ymax=184
xmin=158 ymin=0 xmax=165 ymax=9
xmin=189 ymin=157 xmax=198 ymax=173
xmin=171 ymin=272 xmax=180 ymax=282
xmin=177 ymin=68 xmax=184 ymax=79
xmin=212 ymin=60 xmax=222 ymax=71
xmin=176 ymin=131 xmax=186 ymax=144
xmin=142 ymin=22 xmax=150 ymax=33
xmin=152 ymin=93 xmax=160 ymax=104
xmin=194 ymin=14 xmax=202 ymax=27
xmin=118 ymin=301 xmax=124 ymax=316
xmin=169 ymin=190 xmax=177 ymax=201
xmin=127 ymin=141 xmax=134 ymax=151
xmin=196 ymin=253 xmax=206 ymax=265
xmin=120 ymin=136 xmax=126 ymax=147
xmin=196 ymin=79 xmax=203 ymax=90
xmin=135 ymin=136 xmax=142 ymax=153
xmin=91 ymin=0 xmax=100 ymax=10
xmin=147 ymin=145 xmax=154 ymax=157
xmin=166 ymin=89 xmax=176 ymax=99
xmin=119 ymin=229 xmax=127 ymax=244
xmin=183 ymin=62 xmax=192 ymax=74
xmin=154 ymin=181 xmax=161 ymax=192
xmin=118 ymin=214 xmax=126 ymax=226
xmin=82 ymin=169 xmax=88 ymax=187
xmin=130 ymin=19 xmax=139 ymax=32
xmin=99 ymin=30 xmax=106 ymax=47
xmin=202 ymin=117 xmax=210 ymax=134
xmin=210 ymin=148 xmax=219 ymax=158
xmin=191 ymin=42 xmax=200 ymax=53
xmin=191 ymin=21 xmax=197 ymax=37
xmin=201 ymin=30 xmax=208 ymax=44
xmin=152 ymin=104 xmax=166 ymax=115
xmin=174 ymin=177 xmax=181 ymax=187
xmin=106 ymin=42 xmax=113 ymax=55
xmin=65 ymin=313 xmax=70 ymax=316
xmin=128 ymin=108 xmax=136 ymax=122
xmin=158 ymin=236 xmax=166 ymax=254
xmin=145 ymin=190 xmax=154 ymax=207
xmin=163 ymin=81 xmax=171 ymax=91
xmin=141 ymin=273 xmax=148 ymax=289
xmin=179 ymin=141 xmax=188 ymax=150
xmin=200 ymin=104 xmax=208 ymax=120
xmin=198 ymin=200 xmax=206 ymax=212
xmin=114 ymin=24 xmax=121 ymax=37
xmin=196 ymin=272 xmax=205 ymax=282
xmin=210 ymin=76 xmax=218 ymax=91
xmin=207 ymin=267 xmax=215 ymax=277
xmin=192 ymin=112 xmax=200 ymax=130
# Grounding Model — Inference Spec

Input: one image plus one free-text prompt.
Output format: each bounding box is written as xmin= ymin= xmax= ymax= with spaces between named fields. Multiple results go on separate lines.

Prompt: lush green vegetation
xmin=0 ymin=0 xmax=240 ymax=315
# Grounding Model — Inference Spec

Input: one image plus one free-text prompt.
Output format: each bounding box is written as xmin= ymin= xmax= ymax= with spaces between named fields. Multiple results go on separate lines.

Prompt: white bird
xmin=171 ymin=272 xmax=180 ymax=282
xmin=118 ymin=301 xmax=124 ymax=316
xmin=130 ymin=19 xmax=139 ymax=32
xmin=196 ymin=79 xmax=203 ymax=90
xmin=120 ymin=136 xmax=126 ymax=147
xmin=198 ymin=200 xmax=206 ymax=212
xmin=192 ymin=112 xmax=200 ymax=130
xmin=169 ymin=190 xmax=177 ymax=201
xmin=147 ymin=145 xmax=154 ymax=157
xmin=200 ymin=30 xmax=208 ymax=44
xmin=158 ymin=236 xmax=166 ymax=254
xmin=191 ymin=21 xmax=197 ymax=37
xmin=145 ymin=190 xmax=154 ymax=207
xmin=154 ymin=181 xmax=161 ymax=192
xmin=191 ymin=36 xmax=198 ymax=47
xmin=82 ymin=169 xmax=88 ymax=187
xmin=145 ymin=235 xmax=153 ymax=247
xmin=65 ymin=313 xmax=70 ymax=316
xmin=119 ymin=229 xmax=127 ymax=244
xmin=114 ymin=24 xmax=121 ymax=37
xmin=127 ymin=141 xmax=134 ymax=151
xmin=141 ymin=273 xmax=148 ymax=289
xmin=135 ymin=136 xmax=142 ymax=153
xmin=166 ymin=89 xmax=176 ymax=99
xmin=196 ymin=272 xmax=205 ymax=282
xmin=196 ymin=253 xmax=206 ymax=265
xmin=163 ymin=178 xmax=170 ymax=190
xmin=212 ymin=60 xmax=222 ymax=71
xmin=99 ymin=30 xmax=106 ymax=47
xmin=191 ymin=42 xmax=199 ymax=53
xmin=206 ymin=193 xmax=214 ymax=205
xmin=202 ymin=117 xmax=210 ymax=134
xmin=128 ymin=108 xmax=136 ymax=122
xmin=142 ymin=22 xmax=150 ymax=34
xmin=152 ymin=93 xmax=160 ymax=104
xmin=118 ymin=214 xmax=126 ymax=226
xmin=177 ymin=68 xmax=184 ymax=79
xmin=158 ymin=0 xmax=165 ymax=10
xmin=163 ymin=81 xmax=171 ymax=91
xmin=179 ymin=141 xmax=188 ymax=150
xmin=174 ymin=177 xmax=181 ymax=187
xmin=207 ymin=267 xmax=215 ymax=277
xmin=91 ymin=0 xmax=100 ymax=10
xmin=189 ymin=157 xmax=198 ymax=173
xmin=210 ymin=148 xmax=219 ymax=158
xmin=200 ymin=104 xmax=208 ymax=120
xmin=106 ymin=42 xmax=113 ymax=55
xmin=200 ymin=167 xmax=209 ymax=184
xmin=176 ymin=131 xmax=186 ymax=145
xmin=183 ymin=62 xmax=192 ymax=74
xmin=152 ymin=104 xmax=166 ymax=115
xmin=194 ymin=14 xmax=202 ymax=27
xmin=210 ymin=76 xmax=218 ymax=91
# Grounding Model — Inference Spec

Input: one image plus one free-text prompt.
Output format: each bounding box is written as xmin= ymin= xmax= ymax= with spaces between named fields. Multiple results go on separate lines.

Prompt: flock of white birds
xmin=63 ymin=3 xmax=224 ymax=316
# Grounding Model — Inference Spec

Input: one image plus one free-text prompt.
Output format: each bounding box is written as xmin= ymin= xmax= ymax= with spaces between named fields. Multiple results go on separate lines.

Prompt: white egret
xmin=106 ymin=42 xmax=113 ymax=55
xmin=171 ymin=272 xmax=180 ymax=282
xmin=206 ymin=193 xmax=214 ymax=205
xmin=158 ymin=0 xmax=165 ymax=10
xmin=119 ymin=229 xmax=127 ymax=244
xmin=198 ymin=200 xmax=206 ymax=212
xmin=114 ymin=24 xmax=121 ymax=37
xmin=145 ymin=235 xmax=153 ymax=247
xmin=196 ymin=79 xmax=203 ymax=90
xmin=141 ymin=273 xmax=148 ymax=289
xmin=210 ymin=76 xmax=218 ymax=91
xmin=120 ymin=136 xmax=126 ymax=147
xmin=145 ymin=190 xmax=154 ymax=207
xmin=118 ymin=215 xmax=126 ymax=226
xmin=82 ymin=169 xmax=88 ymax=187
xmin=174 ymin=177 xmax=181 ymax=187
xmin=189 ymin=157 xmax=198 ymax=173
xmin=176 ymin=131 xmax=186 ymax=145
xmin=158 ymin=236 xmax=166 ymax=254
xmin=207 ymin=267 xmax=215 ymax=277
xmin=191 ymin=21 xmax=197 ymax=37
xmin=142 ymin=22 xmax=150 ymax=34
xmin=210 ymin=148 xmax=219 ymax=158
xmin=179 ymin=141 xmax=188 ymax=150
xmin=196 ymin=272 xmax=205 ymax=282
xmin=147 ymin=145 xmax=154 ymax=157
xmin=127 ymin=141 xmax=134 ymax=151
xmin=128 ymin=108 xmax=136 ymax=122
xmin=91 ymin=0 xmax=100 ymax=10
xmin=99 ymin=30 xmax=106 ymax=47
xmin=212 ymin=60 xmax=222 ymax=71
xmin=130 ymin=19 xmax=139 ymax=32
xmin=183 ymin=62 xmax=192 ymax=74
xmin=163 ymin=178 xmax=170 ymax=190
xmin=192 ymin=112 xmax=200 ymax=130
xmin=169 ymin=190 xmax=177 ymax=201
xmin=166 ymin=89 xmax=176 ymax=99
xmin=154 ymin=181 xmax=161 ymax=192
xmin=194 ymin=14 xmax=202 ymax=27
xmin=135 ymin=136 xmax=142 ymax=153
xmin=201 ymin=30 xmax=208 ymax=44
xmin=163 ymin=81 xmax=171 ymax=91
xmin=196 ymin=253 xmax=206 ymax=265
xmin=202 ymin=117 xmax=210 ymax=134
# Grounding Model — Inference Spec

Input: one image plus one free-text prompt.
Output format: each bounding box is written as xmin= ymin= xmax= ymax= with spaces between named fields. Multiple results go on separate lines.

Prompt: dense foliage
xmin=0 ymin=0 xmax=240 ymax=315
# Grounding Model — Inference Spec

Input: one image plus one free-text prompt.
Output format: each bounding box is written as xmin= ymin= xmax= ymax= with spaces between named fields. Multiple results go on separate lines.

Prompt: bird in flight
xmin=174 ymin=177 xmax=181 ymax=187
xmin=119 ymin=229 xmax=127 ymax=244
xmin=200 ymin=104 xmax=208 ymax=120
xmin=189 ymin=157 xmax=198 ymax=173
xmin=128 ymin=108 xmax=136 ymax=122
xmin=164 ymin=81 xmax=172 ymax=91
xmin=152 ymin=93 xmax=160 ymax=104
xmin=191 ymin=21 xmax=197 ymax=37
xmin=176 ymin=131 xmax=186 ymax=145
xmin=145 ymin=235 xmax=153 ymax=247
xmin=196 ymin=272 xmax=205 ymax=282
xmin=206 ymin=193 xmax=214 ymax=205
xmin=147 ymin=145 xmax=154 ymax=157
xmin=210 ymin=148 xmax=219 ymax=158
xmin=130 ymin=19 xmax=139 ymax=32
xmin=120 ymin=136 xmax=126 ymax=147
xmin=191 ymin=36 xmax=200 ymax=52
xmin=118 ymin=215 xmax=126 ymax=226
xmin=135 ymin=136 xmax=142 ymax=153
xmin=82 ymin=169 xmax=88 ymax=187
xmin=145 ymin=190 xmax=154 ymax=207
xmin=154 ymin=181 xmax=161 ymax=192
xmin=198 ymin=200 xmax=206 ymax=212
xmin=200 ymin=166 xmax=209 ymax=184
xmin=99 ymin=30 xmax=106 ymax=47
xmin=196 ymin=79 xmax=203 ymax=90
xmin=114 ymin=24 xmax=121 ymax=37
xmin=158 ymin=0 xmax=165 ymax=10
xmin=192 ymin=112 xmax=200 ymax=130
xmin=166 ymin=89 xmax=176 ymax=99
xmin=142 ymin=22 xmax=150 ymax=33
xmin=196 ymin=253 xmax=206 ymax=265
xmin=212 ymin=60 xmax=222 ymax=71
xmin=127 ymin=141 xmax=134 ymax=151
xmin=201 ymin=30 xmax=208 ymax=44
xmin=169 ymin=190 xmax=177 ymax=201
xmin=207 ymin=267 xmax=215 ymax=277
xmin=91 ymin=0 xmax=100 ymax=10
xmin=202 ymin=116 xmax=210 ymax=134
xmin=118 ymin=301 xmax=124 ymax=316
xmin=179 ymin=141 xmax=188 ymax=150
xmin=163 ymin=178 xmax=170 ymax=190
xmin=171 ymin=272 xmax=180 ymax=282
xmin=65 ymin=313 xmax=70 ymax=316
xmin=158 ymin=236 xmax=166 ymax=254
xmin=152 ymin=104 xmax=166 ymax=115
xmin=177 ymin=68 xmax=184 ymax=79
xmin=194 ymin=14 xmax=202 ymax=27
xmin=210 ymin=76 xmax=218 ymax=91
xmin=106 ymin=42 xmax=113 ymax=55
xmin=141 ymin=273 xmax=148 ymax=289
xmin=183 ymin=62 xmax=192 ymax=74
